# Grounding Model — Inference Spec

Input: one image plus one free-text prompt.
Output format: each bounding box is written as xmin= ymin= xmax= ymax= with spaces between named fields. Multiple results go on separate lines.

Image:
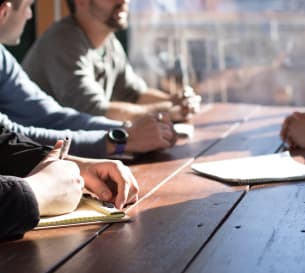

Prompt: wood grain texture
xmin=185 ymin=182 xmax=305 ymax=273
xmin=0 ymin=226 xmax=106 ymax=273
xmin=55 ymin=104 xmax=293 ymax=273
xmin=129 ymin=103 xmax=260 ymax=198
xmin=55 ymin=167 xmax=244 ymax=273
xmin=0 ymin=103 xmax=301 ymax=273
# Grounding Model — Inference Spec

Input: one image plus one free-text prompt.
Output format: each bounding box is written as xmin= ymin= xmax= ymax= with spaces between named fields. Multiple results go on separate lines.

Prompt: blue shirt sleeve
xmin=0 ymin=44 xmax=122 ymax=130
xmin=0 ymin=44 xmax=123 ymax=158
xmin=0 ymin=111 xmax=110 ymax=158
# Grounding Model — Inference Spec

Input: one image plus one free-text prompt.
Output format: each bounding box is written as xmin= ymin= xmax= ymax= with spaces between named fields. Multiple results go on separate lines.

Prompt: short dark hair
xmin=66 ymin=0 xmax=75 ymax=14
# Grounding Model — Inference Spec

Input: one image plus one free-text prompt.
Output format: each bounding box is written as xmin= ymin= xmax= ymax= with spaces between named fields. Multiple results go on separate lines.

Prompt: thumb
xmin=27 ymin=140 xmax=64 ymax=176
xmin=54 ymin=140 xmax=64 ymax=149
xmin=46 ymin=140 xmax=64 ymax=160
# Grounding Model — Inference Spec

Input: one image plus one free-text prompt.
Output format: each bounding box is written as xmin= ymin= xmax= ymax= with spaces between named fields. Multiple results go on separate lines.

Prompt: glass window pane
xmin=129 ymin=0 xmax=305 ymax=105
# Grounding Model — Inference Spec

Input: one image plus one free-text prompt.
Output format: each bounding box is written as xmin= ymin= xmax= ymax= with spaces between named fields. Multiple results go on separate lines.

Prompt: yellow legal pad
xmin=36 ymin=195 xmax=130 ymax=229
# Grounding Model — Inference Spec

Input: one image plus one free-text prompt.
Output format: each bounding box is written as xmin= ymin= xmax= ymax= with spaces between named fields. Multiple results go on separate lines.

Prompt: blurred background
xmin=12 ymin=0 xmax=305 ymax=106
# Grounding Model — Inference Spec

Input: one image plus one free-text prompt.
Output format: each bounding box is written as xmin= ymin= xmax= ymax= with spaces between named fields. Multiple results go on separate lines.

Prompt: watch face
xmin=108 ymin=128 xmax=128 ymax=144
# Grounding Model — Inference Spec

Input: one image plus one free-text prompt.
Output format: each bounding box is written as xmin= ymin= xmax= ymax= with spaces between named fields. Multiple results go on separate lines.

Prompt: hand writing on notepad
xmin=26 ymin=139 xmax=139 ymax=219
xmin=76 ymin=159 xmax=139 ymax=209
xmin=25 ymin=140 xmax=84 ymax=216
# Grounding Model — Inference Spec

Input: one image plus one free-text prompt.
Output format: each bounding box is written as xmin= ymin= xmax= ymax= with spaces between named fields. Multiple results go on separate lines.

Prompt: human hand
xmin=76 ymin=159 xmax=139 ymax=209
xmin=170 ymin=86 xmax=201 ymax=122
xmin=125 ymin=113 xmax=177 ymax=153
xmin=25 ymin=140 xmax=84 ymax=216
xmin=280 ymin=112 xmax=305 ymax=148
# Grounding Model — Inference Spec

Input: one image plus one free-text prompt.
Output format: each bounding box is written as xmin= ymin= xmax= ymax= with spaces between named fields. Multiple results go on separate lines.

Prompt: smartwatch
xmin=107 ymin=128 xmax=129 ymax=155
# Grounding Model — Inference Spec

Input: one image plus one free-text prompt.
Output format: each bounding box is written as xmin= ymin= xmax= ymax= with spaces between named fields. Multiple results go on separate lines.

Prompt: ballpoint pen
xmin=59 ymin=137 xmax=72 ymax=159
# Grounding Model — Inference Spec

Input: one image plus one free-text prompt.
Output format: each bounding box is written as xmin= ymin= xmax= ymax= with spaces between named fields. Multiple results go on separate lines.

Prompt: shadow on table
xmin=129 ymin=121 xmax=283 ymax=165
xmin=87 ymin=191 xmax=244 ymax=273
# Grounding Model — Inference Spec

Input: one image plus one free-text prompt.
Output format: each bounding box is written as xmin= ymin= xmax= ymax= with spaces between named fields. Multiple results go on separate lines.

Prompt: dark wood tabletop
xmin=1 ymin=103 xmax=303 ymax=273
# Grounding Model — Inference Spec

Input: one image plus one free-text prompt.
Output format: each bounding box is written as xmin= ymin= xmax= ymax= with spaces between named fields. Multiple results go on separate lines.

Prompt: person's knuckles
xmin=100 ymin=190 xmax=112 ymax=201
xmin=77 ymin=176 xmax=85 ymax=188
xmin=111 ymin=159 xmax=127 ymax=174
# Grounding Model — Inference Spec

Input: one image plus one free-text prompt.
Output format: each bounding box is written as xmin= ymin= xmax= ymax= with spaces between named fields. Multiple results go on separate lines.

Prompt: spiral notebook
xmin=36 ymin=195 xmax=130 ymax=229
xmin=191 ymin=151 xmax=305 ymax=185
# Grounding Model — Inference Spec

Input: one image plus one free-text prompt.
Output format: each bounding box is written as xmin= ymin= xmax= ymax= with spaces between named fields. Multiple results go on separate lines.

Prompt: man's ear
xmin=0 ymin=2 xmax=12 ymax=24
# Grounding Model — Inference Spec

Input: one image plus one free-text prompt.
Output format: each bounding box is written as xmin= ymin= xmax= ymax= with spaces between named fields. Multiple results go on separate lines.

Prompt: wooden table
xmin=1 ymin=103 xmax=304 ymax=273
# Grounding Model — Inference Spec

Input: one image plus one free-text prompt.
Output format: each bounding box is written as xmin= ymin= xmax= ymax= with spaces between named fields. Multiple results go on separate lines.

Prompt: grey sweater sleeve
xmin=0 ymin=176 xmax=39 ymax=241
xmin=22 ymin=18 xmax=147 ymax=116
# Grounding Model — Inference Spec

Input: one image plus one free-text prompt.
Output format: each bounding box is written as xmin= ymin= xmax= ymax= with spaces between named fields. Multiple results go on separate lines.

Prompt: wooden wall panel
xmin=35 ymin=0 xmax=69 ymax=37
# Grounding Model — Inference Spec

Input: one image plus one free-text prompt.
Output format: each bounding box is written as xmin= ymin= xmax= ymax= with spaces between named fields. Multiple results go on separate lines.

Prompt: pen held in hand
xmin=59 ymin=137 xmax=71 ymax=160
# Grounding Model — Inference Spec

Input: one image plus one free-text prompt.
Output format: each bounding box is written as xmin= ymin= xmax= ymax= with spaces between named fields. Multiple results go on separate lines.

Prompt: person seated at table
xmin=280 ymin=112 xmax=305 ymax=148
xmin=0 ymin=0 xmax=177 ymax=159
xmin=0 ymin=127 xmax=139 ymax=241
xmin=22 ymin=0 xmax=201 ymax=122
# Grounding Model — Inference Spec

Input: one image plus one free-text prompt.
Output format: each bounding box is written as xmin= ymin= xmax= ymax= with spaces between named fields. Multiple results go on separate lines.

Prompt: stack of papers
xmin=191 ymin=152 xmax=305 ymax=185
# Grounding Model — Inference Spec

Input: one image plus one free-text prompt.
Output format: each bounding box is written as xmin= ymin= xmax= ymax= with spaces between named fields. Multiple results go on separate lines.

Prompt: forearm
xmin=105 ymin=101 xmax=147 ymax=121
xmin=32 ymin=129 xmax=110 ymax=159
xmin=11 ymin=97 xmax=122 ymax=131
xmin=0 ymin=114 xmax=111 ymax=158
xmin=106 ymin=100 xmax=173 ymax=122
xmin=137 ymin=88 xmax=170 ymax=104
xmin=66 ymin=138 xmax=116 ymax=164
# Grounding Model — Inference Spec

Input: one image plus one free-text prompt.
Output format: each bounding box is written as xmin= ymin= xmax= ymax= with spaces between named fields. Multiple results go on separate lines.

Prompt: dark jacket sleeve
xmin=0 ymin=127 xmax=51 ymax=177
xmin=0 ymin=128 xmax=51 ymax=240
xmin=0 ymin=176 xmax=39 ymax=241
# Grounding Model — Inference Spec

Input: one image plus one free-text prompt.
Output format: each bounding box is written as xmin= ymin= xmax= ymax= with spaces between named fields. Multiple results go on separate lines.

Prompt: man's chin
xmin=107 ymin=18 xmax=128 ymax=31
xmin=4 ymin=38 xmax=21 ymax=46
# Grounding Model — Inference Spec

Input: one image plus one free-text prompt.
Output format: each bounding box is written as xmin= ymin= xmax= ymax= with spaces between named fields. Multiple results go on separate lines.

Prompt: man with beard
xmin=0 ymin=0 xmax=178 ymax=159
xmin=23 ymin=0 xmax=201 ymax=122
